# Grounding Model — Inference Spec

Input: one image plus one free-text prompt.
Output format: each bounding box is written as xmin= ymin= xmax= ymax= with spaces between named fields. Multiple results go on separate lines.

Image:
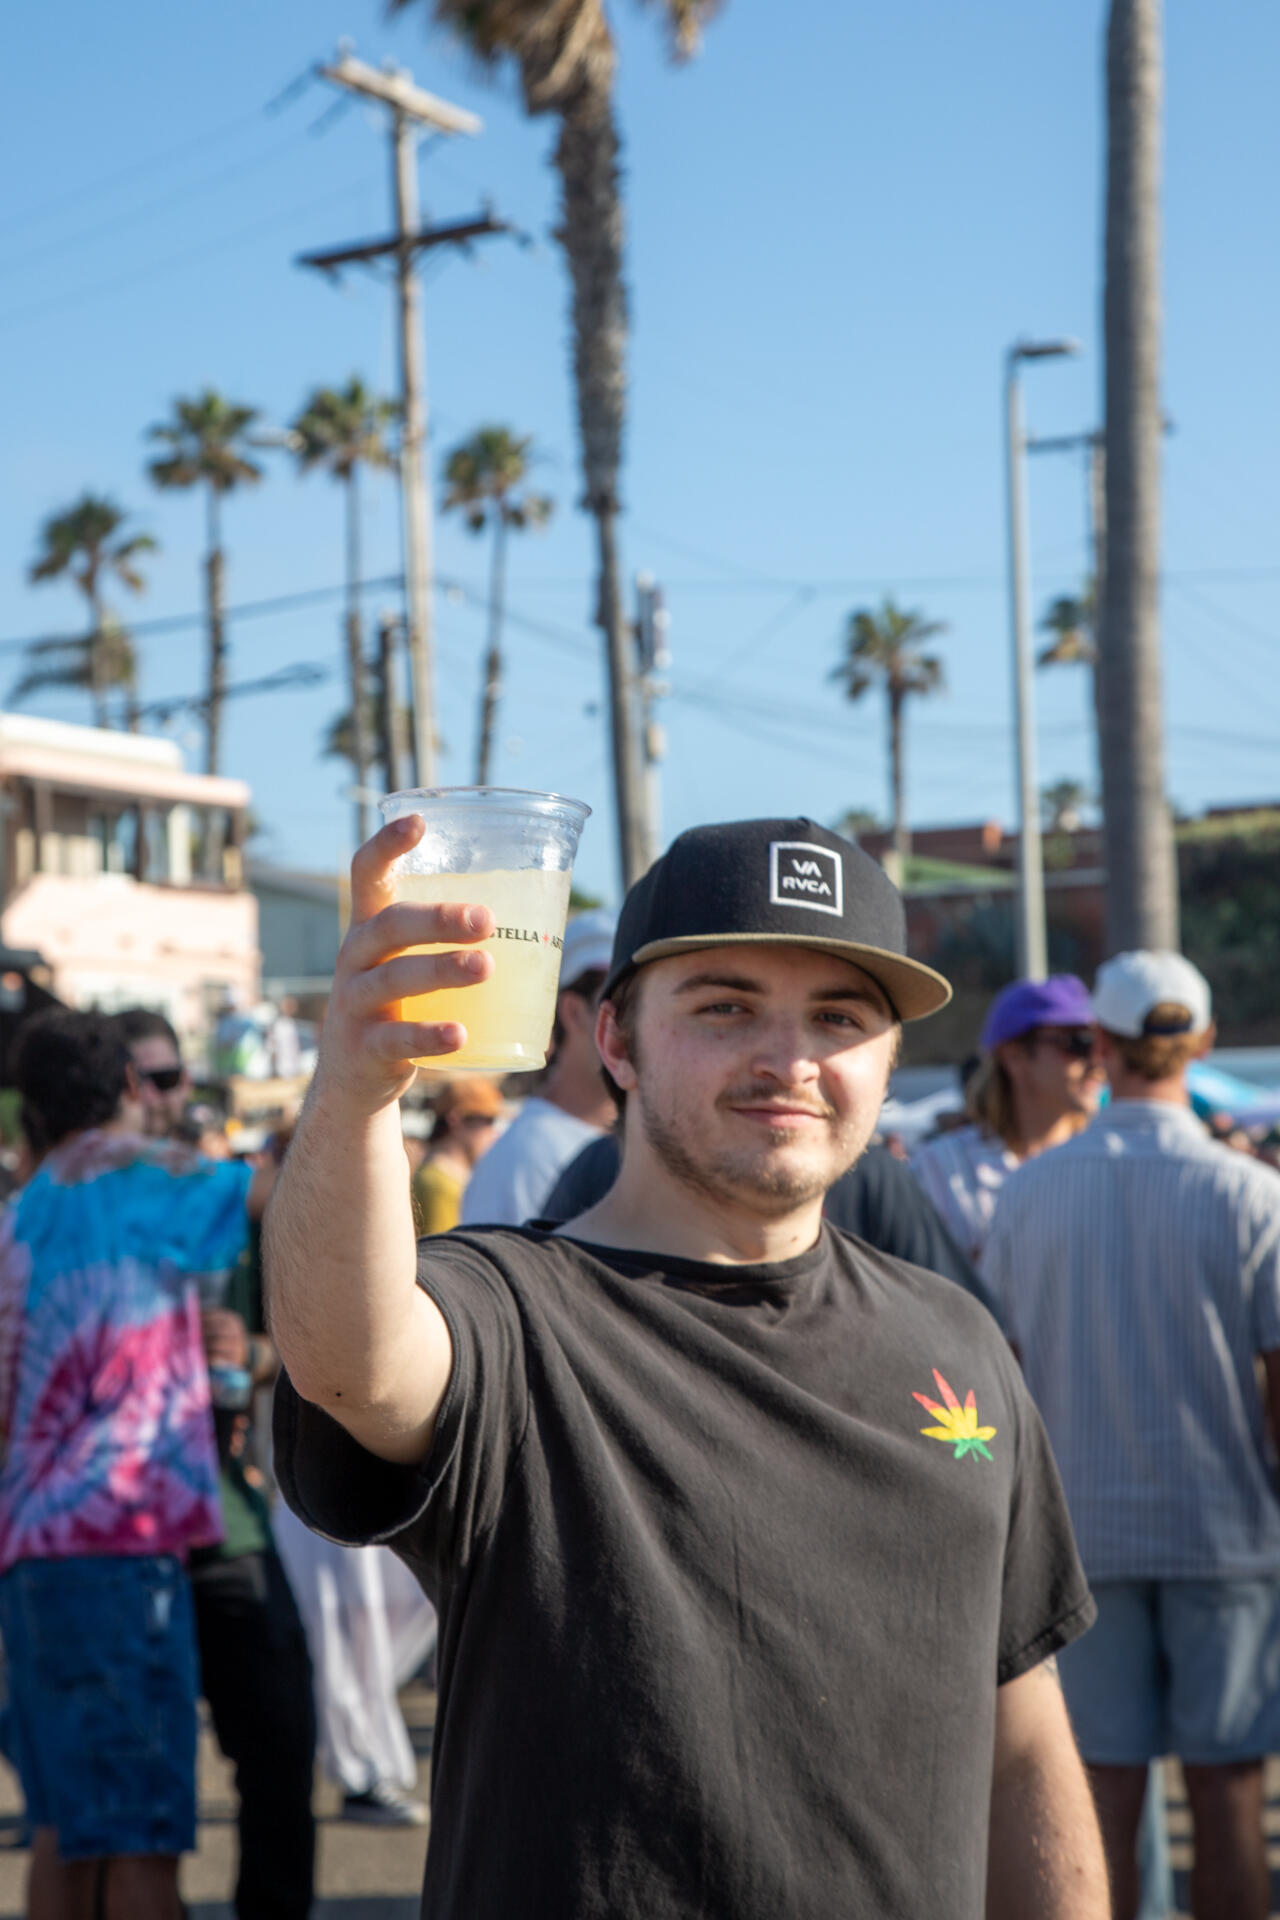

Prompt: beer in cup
xmin=379 ymin=787 xmax=592 ymax=1073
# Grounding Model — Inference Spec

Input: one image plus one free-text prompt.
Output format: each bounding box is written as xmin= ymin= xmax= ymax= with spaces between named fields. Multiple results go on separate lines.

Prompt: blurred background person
xmin=117 ymin=1010 xmax=316 ymax=1920
xmin=0 ymin=1010 xmax=267 ymax=1920
xmin=984 ymin=953 xmax=1280 ymax=1920
xmin=461 ymin=909 xmax=617 ymax=1227
xmin=411 ymin=1077 xmax=504 ymax=1234
xmin=911 ymin=975 xmax=1103 ymax=1264
xmin=267 ymin=995 xmax=304 ymax=1079
xmin=272 ymin=1504 xmax=435 ymax=1830
xmin=117 ymin=1004 xmax=192 ymax=1138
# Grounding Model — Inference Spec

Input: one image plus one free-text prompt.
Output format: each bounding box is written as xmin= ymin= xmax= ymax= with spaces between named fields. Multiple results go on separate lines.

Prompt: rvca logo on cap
xmin=769 ymin=841 xmax=844 ymax=917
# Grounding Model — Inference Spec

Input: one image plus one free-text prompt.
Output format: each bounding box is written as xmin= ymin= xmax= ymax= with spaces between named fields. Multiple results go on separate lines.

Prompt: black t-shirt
xmin=543 ymin=1136 xmax=1000 ymax=1318
xmin=275 ymin=1224 xmax=1092 ymax=1920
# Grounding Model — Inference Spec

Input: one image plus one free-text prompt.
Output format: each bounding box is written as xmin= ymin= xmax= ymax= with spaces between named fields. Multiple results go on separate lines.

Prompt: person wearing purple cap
xmin=911 ymin=975 xmax=1103 ymax=1266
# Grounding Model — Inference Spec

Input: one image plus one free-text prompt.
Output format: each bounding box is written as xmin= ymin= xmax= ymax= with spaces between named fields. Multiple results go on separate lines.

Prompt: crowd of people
xmin=1 ymin=811 xmax=1279 ymax=1918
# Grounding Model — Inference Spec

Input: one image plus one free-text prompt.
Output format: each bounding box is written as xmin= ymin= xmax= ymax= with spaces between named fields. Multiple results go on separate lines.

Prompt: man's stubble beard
xmin=636 ymin=1081 xmax=873 ymax=1215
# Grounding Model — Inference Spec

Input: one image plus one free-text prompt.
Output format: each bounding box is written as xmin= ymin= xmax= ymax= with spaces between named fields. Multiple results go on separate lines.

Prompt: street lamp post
xmin=1004 ymin=337 xmax=1080 ymax=980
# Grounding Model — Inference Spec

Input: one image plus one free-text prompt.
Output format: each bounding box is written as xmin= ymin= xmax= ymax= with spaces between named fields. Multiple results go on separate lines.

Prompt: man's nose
xmin=748 ymin=1018 xmax=823 ymax=1085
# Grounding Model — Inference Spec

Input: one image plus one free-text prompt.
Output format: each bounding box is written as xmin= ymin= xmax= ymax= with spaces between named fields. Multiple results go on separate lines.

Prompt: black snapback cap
xmin=602 ymin=817 xmax=952 ymax=1022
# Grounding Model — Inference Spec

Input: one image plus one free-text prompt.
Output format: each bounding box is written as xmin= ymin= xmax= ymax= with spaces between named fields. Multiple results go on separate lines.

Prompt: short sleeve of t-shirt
xmin=1246 ymin=1170 xmax=1280 ymax=1354
xmin=991 ymin=1335 xmax=1095 ymax=1682
xmin=273 ymin=1235 xmax=529 ymax=1567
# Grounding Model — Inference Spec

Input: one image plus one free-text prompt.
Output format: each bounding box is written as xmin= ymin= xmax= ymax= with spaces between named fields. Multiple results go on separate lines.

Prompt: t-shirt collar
xmin=1090 ymin=1098 xmax=1205 ymax=1135
xmin=532 ymin=1219 xmax=831 ymax=1299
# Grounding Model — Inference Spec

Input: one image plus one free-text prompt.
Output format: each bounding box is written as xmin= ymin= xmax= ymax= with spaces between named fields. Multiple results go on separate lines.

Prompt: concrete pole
xmin=1004 ymin=357 xmax=1049 ymax=980
xmin=393 ymin=110 xmax=436 ymax=790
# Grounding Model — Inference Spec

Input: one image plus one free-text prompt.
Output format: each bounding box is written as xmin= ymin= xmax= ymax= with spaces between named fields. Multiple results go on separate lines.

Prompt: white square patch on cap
xmin=769 ymin=841 xmax=844 ymax=917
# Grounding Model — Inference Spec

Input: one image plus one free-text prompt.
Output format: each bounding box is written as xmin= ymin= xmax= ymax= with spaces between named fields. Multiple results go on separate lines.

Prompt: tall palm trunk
xmin=888 ymin=686 xmax=910 ymax=868
xmin=204 ymin=488 xmax=227 ymax=776
xmin=1096 ymin=0 xmax=1178 ymax=950
xmin=555 ymin=87 xmax=646 ymax=887
xmin=476 ymin=507 xmax=508 ymax=786
xmin=86 ymin=580 xmax=108 ymax=729
xmin=376 ymin=612 xmax=406 ymax=795
xmin=345 ymin=469 xmax=371 ymax=844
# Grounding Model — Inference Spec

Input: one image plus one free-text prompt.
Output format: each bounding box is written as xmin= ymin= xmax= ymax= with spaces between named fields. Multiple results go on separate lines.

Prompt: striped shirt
xmin=982 ymin=1100 xmax=1280 ymax=1580
xmin=910 ymin=1125 xmax=1020 ymax=1266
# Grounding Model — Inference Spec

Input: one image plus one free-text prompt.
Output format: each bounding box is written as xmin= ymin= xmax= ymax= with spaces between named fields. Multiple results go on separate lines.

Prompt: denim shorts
xmin=1060 ymin=1576 xmax=1280 ymax=1765
xmin=0 ymin=1554 xmax=199 ymax=1859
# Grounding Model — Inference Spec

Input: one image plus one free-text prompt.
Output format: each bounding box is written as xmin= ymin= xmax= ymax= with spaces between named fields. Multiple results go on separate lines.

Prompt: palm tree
xmin=1041 ymin=779 xmax=1088 ymax=834
xmin=1037 ymin=587 xmax=1097 ymax=669
xmin=1097 ymin=0 xmax=1178 ymax=948
xmin=441 ymin=427 xmax=554 ymax=784
xmin=829 ymin=600 xmax=946 ymax=872
xmin=16 ymin=495 xmax=155 ymax=728
xmin=321 ymin=689 xmax=412 ymax=781
xmin=291 ymin=379 xmax=399 ymax=842
xmin=147 ymin=390 xmax=263 ymax=775
xmin=392 ymin=0 xmax=721 ymax=886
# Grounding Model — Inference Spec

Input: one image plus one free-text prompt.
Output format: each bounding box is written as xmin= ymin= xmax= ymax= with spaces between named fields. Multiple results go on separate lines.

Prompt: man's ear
xmin=596 ymin=1000 xmax=638 ymax=1091
xmin=1194 ymin=1021 xmax=1217 ymax=1061
xmin=123 ymin=1061 xmax=143 ymax=1102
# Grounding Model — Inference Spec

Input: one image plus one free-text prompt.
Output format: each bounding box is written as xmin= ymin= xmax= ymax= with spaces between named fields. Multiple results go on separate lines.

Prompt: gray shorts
xmin=1060 ymin=1576 xmax=1280 ymax=1766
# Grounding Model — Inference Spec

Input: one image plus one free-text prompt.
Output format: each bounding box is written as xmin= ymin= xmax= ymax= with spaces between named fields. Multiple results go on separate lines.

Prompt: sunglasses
xmin=140 ymin=1066 xmax=184 ymax=1092
xmin=1028 ymin=1029 xmax=1098 ymax=1061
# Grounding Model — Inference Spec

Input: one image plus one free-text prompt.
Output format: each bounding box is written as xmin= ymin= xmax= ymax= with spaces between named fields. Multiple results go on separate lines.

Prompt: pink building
xmin=0 ymin=713 xmax=259 ymax=1051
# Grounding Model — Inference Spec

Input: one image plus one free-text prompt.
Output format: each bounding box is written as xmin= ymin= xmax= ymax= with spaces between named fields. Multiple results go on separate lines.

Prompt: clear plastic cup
xmin=379 ymin=786 xmax=592 ymax=1073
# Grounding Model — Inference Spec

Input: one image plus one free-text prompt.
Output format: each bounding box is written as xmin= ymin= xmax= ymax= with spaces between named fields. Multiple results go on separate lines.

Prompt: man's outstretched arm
xmin=264 ymin=814 xmax=493 ymax=1466
xmin=986 ymin=1660 xmax=1110 ymax=1919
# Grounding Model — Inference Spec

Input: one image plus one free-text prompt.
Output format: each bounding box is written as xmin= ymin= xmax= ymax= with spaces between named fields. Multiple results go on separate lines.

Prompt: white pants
xmin=272 ymin=1502 xmax=437 ymax=1796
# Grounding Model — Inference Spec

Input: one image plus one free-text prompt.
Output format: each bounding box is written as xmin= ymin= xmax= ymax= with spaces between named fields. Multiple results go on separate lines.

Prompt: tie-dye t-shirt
xmin=0 ymin=1131 xmax=252 ymax=1571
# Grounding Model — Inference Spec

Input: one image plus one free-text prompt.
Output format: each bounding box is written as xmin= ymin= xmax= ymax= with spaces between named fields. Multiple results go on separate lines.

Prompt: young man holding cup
xmin=268 ymin=813 xmax=1107 ymax=1920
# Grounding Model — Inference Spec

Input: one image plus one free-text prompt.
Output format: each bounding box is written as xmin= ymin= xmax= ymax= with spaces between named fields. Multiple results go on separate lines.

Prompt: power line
xmin=5 ymin=130 xmax=321 ymax=277
xmin=136 ymin=661 xmax=331 ymax=724
xmin=0 ymin=173 xmax=382 ymax=334
xmin=0 ymin=575 xmax=409 ymax=657
xmin=0 ymin=108 xmax=271 ymax=239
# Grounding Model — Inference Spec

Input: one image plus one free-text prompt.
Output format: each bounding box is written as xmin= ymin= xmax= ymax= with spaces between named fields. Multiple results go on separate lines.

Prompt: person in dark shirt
xmin=116 ymin=1010 xmax=316 ymax=1920
xmin=268 ymin=815 xmax=1106 ymax=1920
xmin=544 ymin=1130 xmax=999 ymax=1314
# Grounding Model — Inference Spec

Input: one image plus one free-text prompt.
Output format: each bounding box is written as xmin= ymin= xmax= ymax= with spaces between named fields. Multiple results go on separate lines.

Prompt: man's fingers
xmin=348 ymin=946 xmax=494 ymax=1016
xmin=343 ymin=898 xmax=495 ymax=974
xmin=366 ymin=1019 xmax=468 ymax=1062
xmin=349 ymin=814 xmax=423 ymax=927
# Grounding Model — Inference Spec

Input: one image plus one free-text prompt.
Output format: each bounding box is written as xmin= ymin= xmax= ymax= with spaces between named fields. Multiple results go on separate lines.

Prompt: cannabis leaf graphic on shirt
xmin=913 ymin=1369 xmax=997 ymax=1461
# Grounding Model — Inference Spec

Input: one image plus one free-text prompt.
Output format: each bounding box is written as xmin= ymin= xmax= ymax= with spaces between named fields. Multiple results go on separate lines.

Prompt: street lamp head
xmin=1011 ymin=337 xmax=1082 ymax=362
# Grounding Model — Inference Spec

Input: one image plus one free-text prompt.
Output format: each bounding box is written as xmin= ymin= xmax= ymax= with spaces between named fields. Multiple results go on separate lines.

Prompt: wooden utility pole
xmin=303 ymin=53 xmax=505 ymax=790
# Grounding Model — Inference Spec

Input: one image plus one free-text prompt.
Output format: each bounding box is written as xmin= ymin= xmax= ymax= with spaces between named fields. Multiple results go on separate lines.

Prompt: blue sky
xmin=2 ymin=0 xmax=1277 ymax=906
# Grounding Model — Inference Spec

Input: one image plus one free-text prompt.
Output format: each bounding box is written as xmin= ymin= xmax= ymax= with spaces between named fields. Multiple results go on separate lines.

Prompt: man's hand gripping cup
xmin=321 ymin=813 xmax=495 ymax=1112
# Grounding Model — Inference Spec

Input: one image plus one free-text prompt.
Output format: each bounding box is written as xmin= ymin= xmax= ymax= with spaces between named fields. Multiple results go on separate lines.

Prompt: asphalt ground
xmin=3 ymin=1698 xmax=1280 ymax=1915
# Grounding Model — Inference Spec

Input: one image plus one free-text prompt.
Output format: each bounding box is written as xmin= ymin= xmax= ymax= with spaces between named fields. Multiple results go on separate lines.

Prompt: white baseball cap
xmin=1092 ymin=950 xmax=1212 ymax=1039
xmin=559 ymin=909 xmax=617 ymax=990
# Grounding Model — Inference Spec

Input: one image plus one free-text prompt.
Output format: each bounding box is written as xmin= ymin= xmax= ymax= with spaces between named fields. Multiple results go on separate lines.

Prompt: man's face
xmin=601 ymin=944 xmax=900 ymax=1216
xmin=128 ymin=1035 xmax=190 ymax=1138
xmin=1000 ymin=1025 xmax=1104 ymax=1120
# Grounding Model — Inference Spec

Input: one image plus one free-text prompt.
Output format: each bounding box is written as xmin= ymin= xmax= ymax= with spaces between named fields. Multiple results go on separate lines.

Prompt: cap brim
xmin=615 ymin=935 xmax=952 ymax=1022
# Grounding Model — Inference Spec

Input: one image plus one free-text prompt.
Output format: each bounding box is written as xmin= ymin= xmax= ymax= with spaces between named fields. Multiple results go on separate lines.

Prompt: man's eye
xmin=817 ymin=1010 xmax=862 ymax=1029
xmin=697 ymin=1001 xmax=746 ymax=1016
